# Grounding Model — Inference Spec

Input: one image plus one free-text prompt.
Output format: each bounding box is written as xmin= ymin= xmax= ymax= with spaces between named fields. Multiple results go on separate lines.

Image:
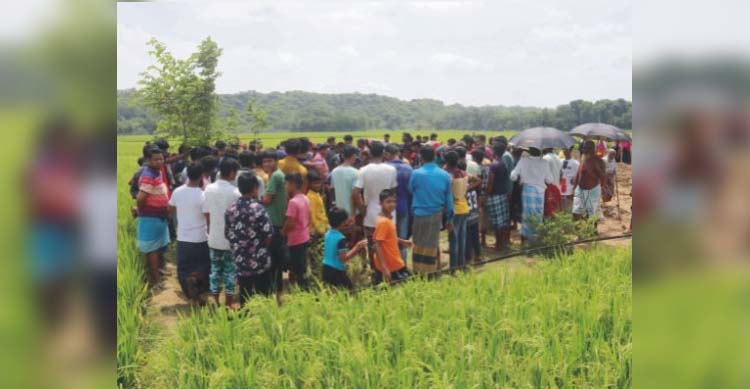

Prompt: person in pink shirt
xmin=282 ymin=172 xmax=311 ymax=290
xmin=311 ymin=143 xmax=330 ymax=182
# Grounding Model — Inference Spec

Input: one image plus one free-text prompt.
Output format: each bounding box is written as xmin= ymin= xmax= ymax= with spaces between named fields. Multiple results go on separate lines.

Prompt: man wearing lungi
xmin=572 ymin=140 xmax=607 ymax=228
xmin=510 ymin=147 xmax=554 ymax=243
xmin=407 ymin=145 xmax=454 ymax=273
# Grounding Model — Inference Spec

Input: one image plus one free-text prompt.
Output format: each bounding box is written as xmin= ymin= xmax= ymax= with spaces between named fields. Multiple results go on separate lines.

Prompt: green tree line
xmin=118 ymin=89 xmax=631 ymax=135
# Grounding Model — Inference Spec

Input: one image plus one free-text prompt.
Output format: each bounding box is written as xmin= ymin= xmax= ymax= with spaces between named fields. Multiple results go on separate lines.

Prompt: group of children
xmin=131 ymin=132 xmax=619 ymax=308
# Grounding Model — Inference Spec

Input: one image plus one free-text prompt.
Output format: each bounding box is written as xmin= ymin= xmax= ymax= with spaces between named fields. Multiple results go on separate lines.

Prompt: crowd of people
xmin=129 ymin=132 xmax=630 ymax=308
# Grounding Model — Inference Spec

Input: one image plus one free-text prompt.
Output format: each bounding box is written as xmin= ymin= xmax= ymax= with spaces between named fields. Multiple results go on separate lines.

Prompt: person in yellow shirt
xmin=444 ymin=150 xmax=473 ymax=269
xmin=306 ymin=169 xmax=328 ymax=274
xmin=278 ymin=138 xmax=308 ymax=192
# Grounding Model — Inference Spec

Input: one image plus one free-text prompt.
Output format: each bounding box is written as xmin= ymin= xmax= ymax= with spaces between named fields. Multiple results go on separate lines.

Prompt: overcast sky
xmin=118 ymin=1 xmax=631 ymax=107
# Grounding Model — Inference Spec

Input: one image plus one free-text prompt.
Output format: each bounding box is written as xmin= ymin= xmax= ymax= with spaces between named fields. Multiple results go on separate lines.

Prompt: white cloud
xmin=117 ymin=0 xmax=632 ymax=107
xmin=431 ymin=53 xmax=486 ymax=71
xmin=338 ymin=45 xmax=359 ymax=57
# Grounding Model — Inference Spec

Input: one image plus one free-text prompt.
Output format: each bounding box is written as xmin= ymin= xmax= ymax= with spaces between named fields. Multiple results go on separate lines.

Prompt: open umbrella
xmin=570 ymin=122 xmax=629 ymax=220
xmin=509 ymin=126 xmax=576 ymax=150
xmin=569 ymin=123 xmax=631 ymax=142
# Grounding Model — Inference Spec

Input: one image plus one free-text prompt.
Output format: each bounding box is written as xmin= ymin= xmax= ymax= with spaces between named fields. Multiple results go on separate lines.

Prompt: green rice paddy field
xmin=117 ymin=131 xmax=632 ymax=388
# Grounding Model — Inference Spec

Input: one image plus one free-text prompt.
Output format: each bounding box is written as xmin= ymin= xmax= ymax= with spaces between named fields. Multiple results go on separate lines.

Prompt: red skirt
xmin=544 ymin=184 xmax=562 ymax=218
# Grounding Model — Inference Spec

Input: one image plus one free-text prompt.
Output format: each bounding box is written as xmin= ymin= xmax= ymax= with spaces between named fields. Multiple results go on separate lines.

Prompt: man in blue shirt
xmin=385 ymin=143 xmax=414 ymax=262
xmin=407 ymin=145 xmax=454 ymax=273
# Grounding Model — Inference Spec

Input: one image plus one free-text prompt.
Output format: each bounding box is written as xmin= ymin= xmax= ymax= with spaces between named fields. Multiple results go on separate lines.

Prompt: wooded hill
xmin=117 ymin=89 xmax=631 ymax=135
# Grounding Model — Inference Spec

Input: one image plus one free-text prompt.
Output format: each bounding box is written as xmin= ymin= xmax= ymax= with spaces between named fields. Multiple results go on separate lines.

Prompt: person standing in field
xmin=373 ymin=190 xmax=413 ymax=284
xmin=136 ymin=147 xmax=171 ymax=286
xmin=543 ymin=147 xmax=563 ymax=216
xmin=202 ymin=158 xmax=241 ymax=307
xmin=384 ymin=143 xmax=413 ymax=263
xmin=213 ymin=140 xmax=226 ymax=159
xmin=325 ymin=136 xmax=340 ymax=170
xmin=559 ymin=147 xmax=580 ymax=213
xmin=506 ymin=147 xmax=523 ymax=230
xmin=282 ymin=173 xmax=311 ymax=290
xmin=260 ymin=149 xmax=287 ymax=301
xmin=329 ymin=145 xmax=362 ymax=248
xmin=278 ymin=138 xmax=308 ymax=191
xmin=329 ymin=145 xmax=360 ymax=217
xmin=306 ymin=169 xmax=328 ymax=273
xmin=200 ymin=155 xmax=218 ymax=186
xmin=596 ymin=138 xmax=607 ymax=158
xmin=225 ymin=172 xmax=274 ymax=306
xmin=353 ymin=141 xmax=397 ymax=268
xmin=602 ymin=149 xmax=618 ymax=203
xmin=444 ymin=150 xmax=471 ymax=268
xmin=311 ymin=143 xmax=330 ymax=183
xmin=510 ymin=147 xmax=553 ymax=243
xmin=486 ymin=142 xmax=511 ymax=251
xmin=621 ymin=140 xmax=631 ymax=165
xmin=322 ymin=207 xmax=369 ymax=290
xmin=495 ymin=136 xmax=516 ymax=229
xmin=236 ymin=150 xmax=265 ymax=200
xmin=572 ymin=140 xmax=607 ymax=226
xmin=466 ymin=148 xmax=486 ymax=262
xmin=168 ymin=162 xmax=210 ymax=304
xmin=543 ymin=148 xmax=562 ymax=190
xmin=408 ymin=145 xmax=454 ymax=273
xmin=465 ymin=146 xmax=482 ymax=177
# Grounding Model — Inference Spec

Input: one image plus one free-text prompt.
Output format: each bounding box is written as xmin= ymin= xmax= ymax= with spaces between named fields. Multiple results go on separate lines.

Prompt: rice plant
xmin=117 ymin=136 xmax=632 ymax=388
xmin=140 ymin=246 xmax=632 ymax=388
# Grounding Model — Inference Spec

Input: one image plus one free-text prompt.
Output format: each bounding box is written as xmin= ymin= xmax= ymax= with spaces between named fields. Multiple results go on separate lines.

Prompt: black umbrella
xmin=569 ymin=123 xmax=631 ymax=142
xmin=509 ymin=126 xmax=576 ymax=150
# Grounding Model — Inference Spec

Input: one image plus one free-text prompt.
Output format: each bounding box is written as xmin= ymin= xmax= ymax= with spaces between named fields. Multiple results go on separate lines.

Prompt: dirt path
xmin=599 ymin=163 xmax=632 ymax=237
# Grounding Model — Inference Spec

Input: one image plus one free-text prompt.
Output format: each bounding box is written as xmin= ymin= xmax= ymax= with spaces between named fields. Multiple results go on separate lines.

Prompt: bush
xmin=526 ymin=212 xmax=597 ymax=257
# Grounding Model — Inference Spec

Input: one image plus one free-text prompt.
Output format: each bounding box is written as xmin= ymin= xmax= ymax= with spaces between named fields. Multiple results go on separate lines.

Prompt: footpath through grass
xmin=139 ymin=246 xmax=631 ymax=388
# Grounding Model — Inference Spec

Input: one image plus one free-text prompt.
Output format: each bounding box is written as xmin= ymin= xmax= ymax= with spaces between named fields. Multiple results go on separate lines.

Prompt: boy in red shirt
xmin=372 ymin=189 xmax=413 ymax=284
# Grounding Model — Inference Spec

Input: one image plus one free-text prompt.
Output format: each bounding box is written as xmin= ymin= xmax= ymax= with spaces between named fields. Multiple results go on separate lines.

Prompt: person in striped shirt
xmin=136 ymin=147 xmax=171 ymax=285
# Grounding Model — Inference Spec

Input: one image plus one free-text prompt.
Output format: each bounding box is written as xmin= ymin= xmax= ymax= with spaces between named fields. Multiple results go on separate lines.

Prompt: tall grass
xmin=117 ymin=149 xmax=149 ymax=387
xmin=117 ymin=136 xmax=632 ymax=387
xmin=140 ymin=246 xmax=631 ymax=388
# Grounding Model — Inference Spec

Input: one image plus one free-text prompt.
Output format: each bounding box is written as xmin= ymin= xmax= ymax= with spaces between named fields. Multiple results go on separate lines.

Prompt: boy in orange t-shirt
xmin=373 ymin=189 xmax=413 ymax=284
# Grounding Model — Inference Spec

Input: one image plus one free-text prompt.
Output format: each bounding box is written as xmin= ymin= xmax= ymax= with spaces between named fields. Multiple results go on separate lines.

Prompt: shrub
xmin=526 ymin=212 xmax=597 ymax=257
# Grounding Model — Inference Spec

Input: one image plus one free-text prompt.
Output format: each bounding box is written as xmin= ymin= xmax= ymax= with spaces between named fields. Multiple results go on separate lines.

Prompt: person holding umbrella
xmin=510 ymin=147 xmax=554 ymax=243
xmin=572 ymin=140 xmax=607 ymax=226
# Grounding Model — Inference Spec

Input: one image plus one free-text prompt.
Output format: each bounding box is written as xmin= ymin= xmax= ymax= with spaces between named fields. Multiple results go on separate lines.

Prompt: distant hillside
xmin=117 ymin=89 xmax=631 ymax=135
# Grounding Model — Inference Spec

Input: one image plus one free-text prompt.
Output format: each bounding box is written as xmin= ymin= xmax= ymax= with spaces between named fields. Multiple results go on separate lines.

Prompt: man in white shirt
xmin=202 ymin=158 xmax=241 ymax=307
xmin=559 ymin=147 xmax=580 ymax=213
xmin=510 ymin=147 xmax=553 ymax=241
xmin=168 ymin=163 xmax=211 ymax=304
xmin=352 ymin=141 xmax=397 ymax=267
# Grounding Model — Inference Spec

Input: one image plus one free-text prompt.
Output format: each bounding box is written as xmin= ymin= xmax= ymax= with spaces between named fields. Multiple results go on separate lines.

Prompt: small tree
xmin=225 ymin=107 xmax=239 ymax=134
xmin=133 ymin=37 xmax=223 ymax=146
xmin=245 ymin=98 xmax=269 ymax=145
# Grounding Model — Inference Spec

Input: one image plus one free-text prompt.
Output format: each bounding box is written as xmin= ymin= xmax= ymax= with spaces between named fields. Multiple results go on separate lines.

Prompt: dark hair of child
xmin=379 ymin=188 xmax=396 ymax=202
xmin=328 ymin=207 xmax=349 ymax=229
xmin=219 ymin=157 xmax=240 ymax=178
xmin=285 ymin=172 xmax=303 ymax=188
xmin=237 ymin=172 xmax=259 ymax=195
xmin=186 ymin=162 xmax=204 ymax=181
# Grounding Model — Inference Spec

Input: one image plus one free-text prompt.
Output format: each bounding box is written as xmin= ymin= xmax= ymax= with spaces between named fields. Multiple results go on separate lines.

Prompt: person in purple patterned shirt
xmin=225 ymin=172 xmax=273 ymax=307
